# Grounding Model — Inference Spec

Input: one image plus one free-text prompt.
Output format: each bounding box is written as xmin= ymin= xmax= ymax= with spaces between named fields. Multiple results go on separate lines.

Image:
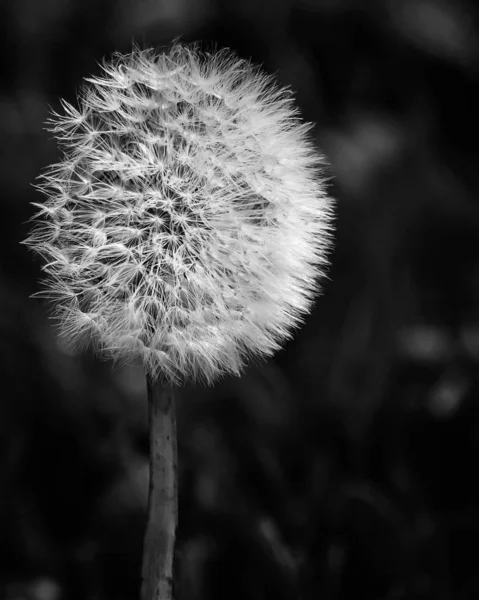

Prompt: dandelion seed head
xmin=25 ymin=43 xmax=334 ymax=386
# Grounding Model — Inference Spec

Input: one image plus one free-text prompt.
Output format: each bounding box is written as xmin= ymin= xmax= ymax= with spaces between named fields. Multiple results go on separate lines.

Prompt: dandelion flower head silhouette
xmin=25 ymin=44 xmax=334 ymax=386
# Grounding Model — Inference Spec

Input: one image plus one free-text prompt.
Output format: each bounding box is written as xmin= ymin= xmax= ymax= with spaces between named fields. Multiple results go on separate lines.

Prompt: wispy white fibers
xmin=25 ymin=43 xmax=334 ymax=386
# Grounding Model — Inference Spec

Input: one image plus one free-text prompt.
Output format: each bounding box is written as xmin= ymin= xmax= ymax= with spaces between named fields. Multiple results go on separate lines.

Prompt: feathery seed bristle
xmin=25 ymin=43 xmax=334 ymax=385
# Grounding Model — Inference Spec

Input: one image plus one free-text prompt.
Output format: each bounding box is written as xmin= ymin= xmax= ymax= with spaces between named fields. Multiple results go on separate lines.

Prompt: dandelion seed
xmin=25 ymin=44 xmax=334 ymax=386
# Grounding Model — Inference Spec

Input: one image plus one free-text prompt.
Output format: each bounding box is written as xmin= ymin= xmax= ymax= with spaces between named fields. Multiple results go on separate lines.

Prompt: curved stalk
xmin=141 ymin=377 xmax=178 ymax=600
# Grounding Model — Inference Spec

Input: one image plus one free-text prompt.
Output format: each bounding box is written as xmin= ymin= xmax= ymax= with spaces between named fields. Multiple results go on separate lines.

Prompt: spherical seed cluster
xmin=26 ymin=44 xmax=334 ymax=385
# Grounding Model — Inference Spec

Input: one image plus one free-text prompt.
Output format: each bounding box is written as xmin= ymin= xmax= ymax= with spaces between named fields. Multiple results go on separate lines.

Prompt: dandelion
xmin=24 ymin=43 xmax=334 ymax=600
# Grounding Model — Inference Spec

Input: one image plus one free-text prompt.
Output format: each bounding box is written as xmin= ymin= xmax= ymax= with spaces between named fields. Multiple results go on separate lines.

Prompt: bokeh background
xmin=2 ymin=0 xmax=479 ymax=598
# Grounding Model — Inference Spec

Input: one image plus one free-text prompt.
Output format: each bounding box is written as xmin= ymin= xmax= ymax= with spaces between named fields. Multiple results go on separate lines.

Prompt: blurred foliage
xmin=2 ymin=0 xmax=479 ymax=598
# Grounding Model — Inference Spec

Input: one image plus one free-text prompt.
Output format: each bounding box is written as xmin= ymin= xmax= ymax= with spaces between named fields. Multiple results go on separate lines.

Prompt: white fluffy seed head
xmin=25 ymin=43 xmax=334 ymax=386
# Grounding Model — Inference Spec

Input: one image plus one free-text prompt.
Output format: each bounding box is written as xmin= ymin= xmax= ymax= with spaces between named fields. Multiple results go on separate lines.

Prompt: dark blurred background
xmin=2 ymin=0 xmax=479 ymax=598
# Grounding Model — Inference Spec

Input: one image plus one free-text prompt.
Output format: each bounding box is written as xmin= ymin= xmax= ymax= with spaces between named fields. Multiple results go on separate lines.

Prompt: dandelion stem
xmin=141 ymin=376 xmax=178 ymax=600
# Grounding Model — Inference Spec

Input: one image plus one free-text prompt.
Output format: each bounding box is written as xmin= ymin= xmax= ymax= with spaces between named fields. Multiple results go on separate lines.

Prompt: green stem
xmin=141 ymin=376 xmax=178 ymax=600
